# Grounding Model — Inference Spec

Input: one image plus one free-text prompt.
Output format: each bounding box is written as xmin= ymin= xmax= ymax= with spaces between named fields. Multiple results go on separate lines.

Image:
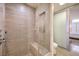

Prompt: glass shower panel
xmin=54 ymin=11 xmax=67 ymax=48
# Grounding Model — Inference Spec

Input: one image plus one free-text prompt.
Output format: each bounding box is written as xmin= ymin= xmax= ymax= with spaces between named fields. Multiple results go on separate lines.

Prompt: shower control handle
xmin=5 ymin=31 xmax=7 ymax=34
xmin=0 ymin=42 xmax=2 ymax=45
xmin=0 ymin=40 xmax=2 ymax=45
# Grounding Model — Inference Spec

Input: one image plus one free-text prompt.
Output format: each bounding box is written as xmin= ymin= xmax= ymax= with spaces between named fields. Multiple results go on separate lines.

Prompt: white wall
xmin=70 ymin=4 xmax=79 ymax=38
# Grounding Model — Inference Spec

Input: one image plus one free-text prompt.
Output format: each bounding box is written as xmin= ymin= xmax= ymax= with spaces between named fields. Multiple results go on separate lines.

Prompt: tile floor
xmin=26 ymin=39 xmax=79 ymax=56
xmin=56 ymin=39 xmax=79 ymax=56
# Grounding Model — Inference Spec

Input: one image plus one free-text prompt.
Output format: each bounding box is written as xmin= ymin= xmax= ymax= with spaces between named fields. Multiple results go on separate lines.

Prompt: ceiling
xmin=27 ymin=3 xmax=38 ymax=8
xmin=54 ymin=3 xmax=77 ymax=13
xmin=27 ymin=3 xmax=77 ymax=12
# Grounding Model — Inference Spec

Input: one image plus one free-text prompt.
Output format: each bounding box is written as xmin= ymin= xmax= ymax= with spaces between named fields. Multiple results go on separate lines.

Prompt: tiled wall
xmin=35 ymin=3 xmax=50 ymax=50
xmin=5 ymin=4 xmax=35 ymax=56
xmin=30 ymin=4 xmax=50 ymax=55
xmin=0 ymin=3 xmax=51 ymax=56
xmin=0 ymin=4 xmax=4 ymax=56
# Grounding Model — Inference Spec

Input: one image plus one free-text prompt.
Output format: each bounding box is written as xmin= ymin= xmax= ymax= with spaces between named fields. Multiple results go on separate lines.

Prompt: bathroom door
xmin=5 ymin=4 xmax=35 ymax=55
xmin=54 ymin=11 xmax=68 ymax=49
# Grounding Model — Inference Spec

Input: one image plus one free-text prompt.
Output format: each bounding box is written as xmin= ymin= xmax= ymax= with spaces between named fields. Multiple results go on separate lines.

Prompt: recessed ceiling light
xmin=59 ymin=3 xmax=65 ymax=5
xmin=19 ymin=6 xmax=25 ymax=12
